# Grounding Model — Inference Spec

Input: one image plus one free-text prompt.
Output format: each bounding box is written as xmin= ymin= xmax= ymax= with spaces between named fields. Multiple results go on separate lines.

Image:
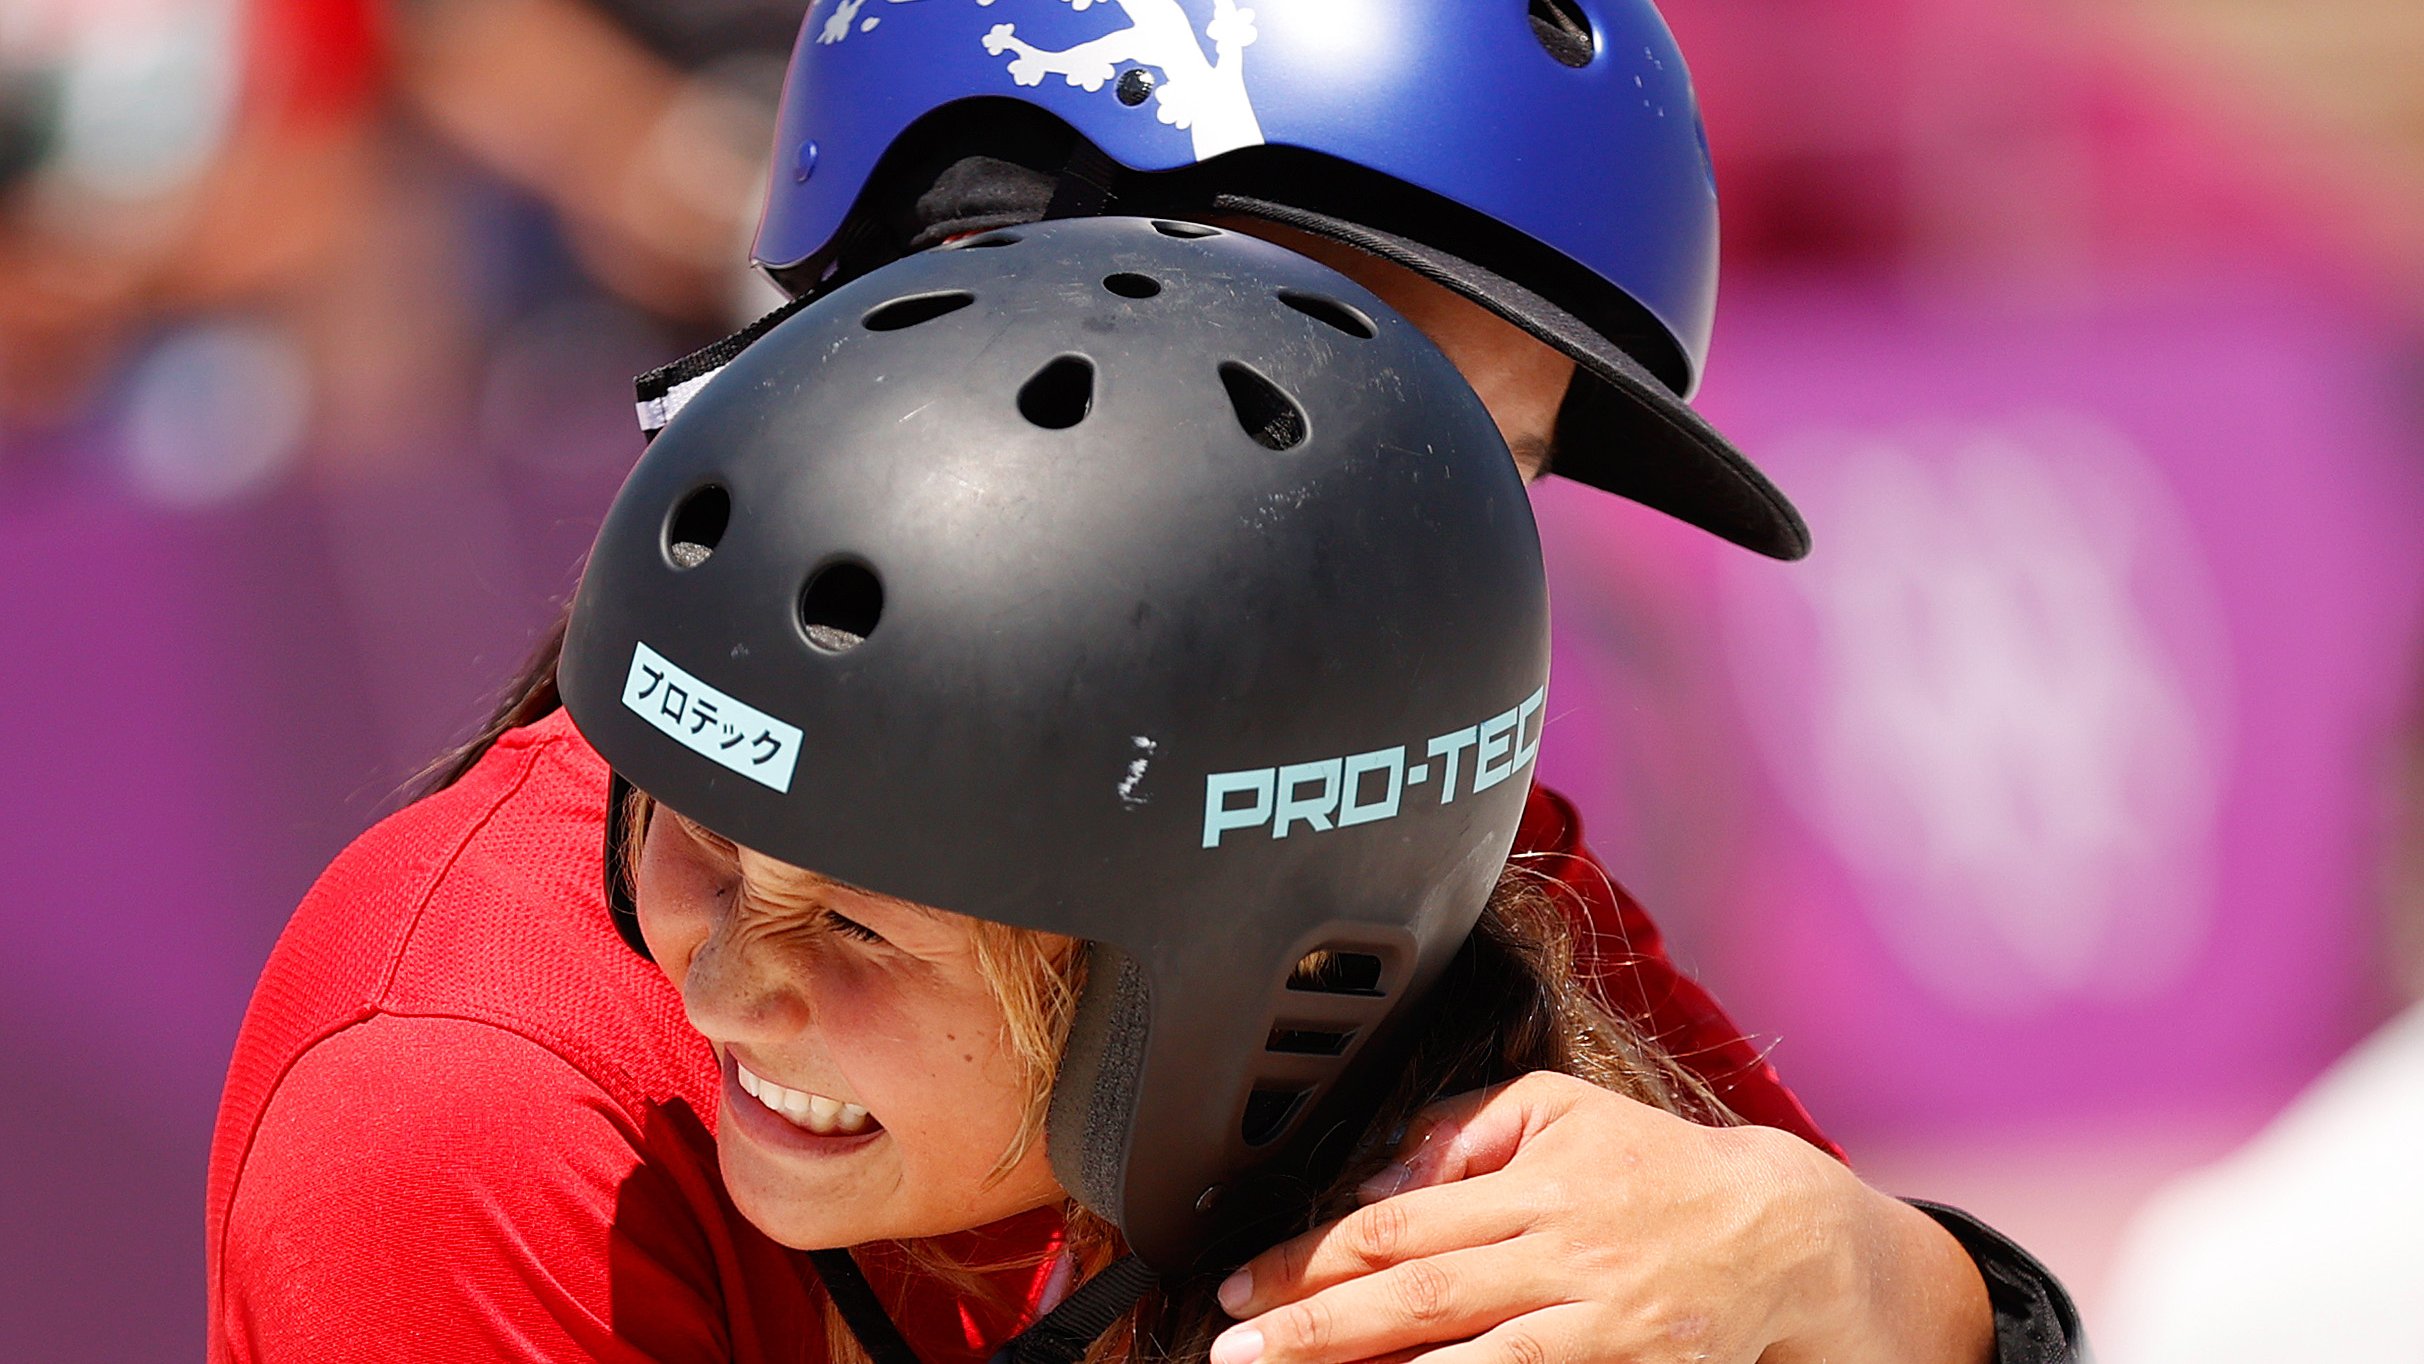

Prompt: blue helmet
xmin=746 ymin=0 xmax=1807 ymax=559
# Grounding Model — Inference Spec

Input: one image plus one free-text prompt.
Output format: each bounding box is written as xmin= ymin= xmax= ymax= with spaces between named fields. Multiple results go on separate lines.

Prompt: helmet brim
xmin=1209 ymin=193 xmax=1810 ymax=562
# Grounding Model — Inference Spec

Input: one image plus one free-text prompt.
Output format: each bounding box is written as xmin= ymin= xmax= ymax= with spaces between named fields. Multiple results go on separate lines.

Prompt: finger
xmin=1393 ymin=1303 xmax=1634 ymax=1364
xmin=1223 ymin=1172 xmax=1541 ymax=1318
xmin=1217 ymin=1240 xmax=1572 ymax=1364
xmin=1376 ymin=1074 xmax=1596 ymax=1196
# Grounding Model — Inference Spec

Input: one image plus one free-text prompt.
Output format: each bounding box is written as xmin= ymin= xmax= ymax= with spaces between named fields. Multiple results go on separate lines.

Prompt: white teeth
xmin=731 ymin=1059 xmax=869 ymax=1137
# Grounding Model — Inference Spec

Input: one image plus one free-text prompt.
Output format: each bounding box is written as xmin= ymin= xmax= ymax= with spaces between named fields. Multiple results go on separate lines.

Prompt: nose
xmin=678 ymin=912 xmax=817 ymax=1047
xmin=633 ymin=813 xmax=820 ymax=1048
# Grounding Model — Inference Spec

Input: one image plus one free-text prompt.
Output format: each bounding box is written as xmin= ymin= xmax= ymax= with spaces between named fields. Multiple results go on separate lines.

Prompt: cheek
xmin=1469 ymin=356 xmax=1569 ymax=455
xmin=1401 ymin=307 xmax=1572 ymax=453
xmin=828 ymin=980 xmax=1038 ymax=1168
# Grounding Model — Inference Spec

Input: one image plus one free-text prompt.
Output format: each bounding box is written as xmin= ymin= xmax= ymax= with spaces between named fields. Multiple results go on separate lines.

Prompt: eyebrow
xmin=659 ymin=800 xmax=949 ymax=921
xmin=728 ymin=842 xmax=947 ymax=921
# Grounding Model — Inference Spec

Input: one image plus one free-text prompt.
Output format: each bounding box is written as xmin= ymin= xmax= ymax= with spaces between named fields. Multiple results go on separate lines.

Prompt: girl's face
xmin=635 ymin=807 xmax=1067 ymax=1248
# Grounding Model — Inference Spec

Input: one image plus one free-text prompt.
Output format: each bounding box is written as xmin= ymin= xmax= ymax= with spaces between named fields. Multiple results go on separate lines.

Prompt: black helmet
xmin=563 ymin=216 xmax=1547 ymax=1299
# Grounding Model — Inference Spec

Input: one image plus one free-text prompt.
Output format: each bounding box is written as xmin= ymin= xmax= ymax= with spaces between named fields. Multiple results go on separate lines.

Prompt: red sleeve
xmin=1515 ymin=786 xmax=1844 ymax=1161
xmin=215 ymin=1014 xmax=732 ymax=1364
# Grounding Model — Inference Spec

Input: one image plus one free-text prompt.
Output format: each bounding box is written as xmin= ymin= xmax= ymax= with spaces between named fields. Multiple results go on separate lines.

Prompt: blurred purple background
xmin=4 ymin=0 xmax=2419 ymax=1358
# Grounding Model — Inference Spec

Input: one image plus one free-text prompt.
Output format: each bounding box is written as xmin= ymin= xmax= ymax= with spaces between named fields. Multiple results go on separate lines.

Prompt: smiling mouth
xmin=733 ymin=1059 xmax=879 ymax=1136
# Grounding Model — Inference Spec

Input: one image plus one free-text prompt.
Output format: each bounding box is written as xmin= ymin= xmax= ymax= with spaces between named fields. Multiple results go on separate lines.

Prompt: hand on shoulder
xmin=1214 ymin=1072 xmax=1994 ymax=1364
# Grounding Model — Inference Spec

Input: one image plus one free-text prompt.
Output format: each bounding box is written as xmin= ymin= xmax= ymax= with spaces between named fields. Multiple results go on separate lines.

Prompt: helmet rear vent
xmin=665 ymin=485 xmax=730 ymax=570
xmin=1103 ymin=272 xmax=1163 ymax=299
xmin=1018 ymin=355 xmax=1096 ymax=430
xmin=1528 ymin=0 xmax=1597 ymax=67
xmin=1218 ymin=363 xmax=1308 ymax=452
xmin=863 ymin=290 xmax=976 ymax=332
xmin=1241 ymin=1087 xmax=1312 ymax=1147
xmin=1266 ymin=1026 xmax=1357 ymax=1057
xmin=1151 ymin=220 xmax=1220 ymax=240
xmin=1286 ymin=950 xmax=1385 ymax=997
xmin=1277 ymin=290 xmax=1376 ymax=340
xmin=799 ymin=560 xmax=883 ymax=653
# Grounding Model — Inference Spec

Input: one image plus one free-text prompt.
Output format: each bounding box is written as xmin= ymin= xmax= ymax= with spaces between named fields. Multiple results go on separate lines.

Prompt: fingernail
xmin=1209 ymin=1325 xmax=1264 ymax=1364
xmin=1357 ymin=1161 xmax=1412 ymax=1201
xmin=1216 ymin=1267 xmax=1252 ymax=1316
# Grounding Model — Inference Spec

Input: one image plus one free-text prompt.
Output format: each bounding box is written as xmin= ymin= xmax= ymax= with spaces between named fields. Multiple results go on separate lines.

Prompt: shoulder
xmin=1506 ymin=781 xmax=1845 ymax=1159
xmin=1512 ymin=781 xmax=1585 ymax=859
xmin=229 ymin=708 xmax=698 ymax=1117
xmin=229 ymin=1014 xmax=662 ymax=1227
xmin=214 ymin=1014 xmax=740 ymax=1364
xmin=237 ymin=711 xmax=600 ymax=1024
xmin=211 ymin=711 xmax=722 ymax=1305
xmin=1508 ymin=781 xmax=1664 ymax=955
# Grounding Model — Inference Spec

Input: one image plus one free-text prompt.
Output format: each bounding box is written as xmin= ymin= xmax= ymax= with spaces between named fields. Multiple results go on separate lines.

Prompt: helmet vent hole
xmin=799 ymin=561 xmax=883 ymax=653
xmin=1151 ymin=220 xmax=1220 ymax=240
xmin=951 ymin=231 xmax=1022 ymax=250
xmin=1266 ymin=1026 xmax=1356 ymax=1057
xmin=1103 ymin=272 xmax=1162 ymax=299
xmin=1286 ymin=950 xmax=1385 ymax=996
xmin=1017 ymin=355 xmax=1096 ymax=430
xmin=665 ymin=485 xmax=730 ymax=570
xmin=863 ymin=290 xmax=976 ymax=332
xmin=1241 ymin=1087 xmax=1312 ymax=1147
xmin=1218 ymin=362 xmax=1308 ymax=451
xmin=1277 ymin=290 xmax=1376 ymax=340
xmin=1528 ymin=0 xmax=1596 ymax=67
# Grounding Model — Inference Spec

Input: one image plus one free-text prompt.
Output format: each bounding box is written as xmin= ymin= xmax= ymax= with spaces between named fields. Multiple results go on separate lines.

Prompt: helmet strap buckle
xmin=1041 ymin=141 xmax=1123 ymax=221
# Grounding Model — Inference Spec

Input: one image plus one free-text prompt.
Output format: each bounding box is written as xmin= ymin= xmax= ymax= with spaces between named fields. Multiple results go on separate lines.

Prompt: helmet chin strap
xmin=808 ymin=1249 xmax=921 ymax=1364
xmin=811 ymin=1247 xmax=1158 ymax=1364
xmin=637 ymin=142 xmax=1119 ymax=450
xmin=992 ymin=1255 xmax=1159 ymax=1363
xmin=1041 ymin=141 xmax=1123 ymax=222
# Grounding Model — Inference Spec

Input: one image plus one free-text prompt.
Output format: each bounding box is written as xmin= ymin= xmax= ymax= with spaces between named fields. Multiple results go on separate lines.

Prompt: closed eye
xmin=823 ymin=911 xmax=887 ymax=945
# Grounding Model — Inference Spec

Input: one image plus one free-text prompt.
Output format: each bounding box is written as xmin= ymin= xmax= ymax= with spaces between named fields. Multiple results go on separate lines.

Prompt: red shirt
xmin=207 ymin=708 xmax=1832 ymax=1362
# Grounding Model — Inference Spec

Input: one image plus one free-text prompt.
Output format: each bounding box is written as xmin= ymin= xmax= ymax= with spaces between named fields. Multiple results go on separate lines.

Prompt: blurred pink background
xmin=4 ymin=0 xmax=2418 ymax=1357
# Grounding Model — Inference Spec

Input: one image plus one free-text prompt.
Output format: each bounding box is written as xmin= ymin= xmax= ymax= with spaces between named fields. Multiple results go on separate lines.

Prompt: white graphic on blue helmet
xmin=819 ymin=0 xmax=875 ymax=42
xmin=812 ymin=0 xmax=1267 ymax=161
xmin=815 ymin=0 xmax=929 ymax=46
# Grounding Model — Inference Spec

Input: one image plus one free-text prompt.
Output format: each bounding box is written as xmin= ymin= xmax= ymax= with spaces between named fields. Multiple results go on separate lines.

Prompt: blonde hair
xmin=621 ymin=792 xmax=1729 ymax=1362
